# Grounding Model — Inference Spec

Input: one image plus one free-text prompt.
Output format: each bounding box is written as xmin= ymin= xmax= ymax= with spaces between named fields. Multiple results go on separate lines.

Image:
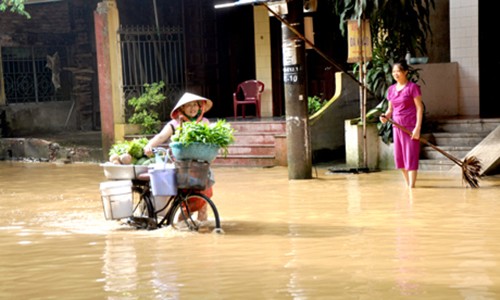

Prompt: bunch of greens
xmin=171 ymin=119 xmax=235 ymax=156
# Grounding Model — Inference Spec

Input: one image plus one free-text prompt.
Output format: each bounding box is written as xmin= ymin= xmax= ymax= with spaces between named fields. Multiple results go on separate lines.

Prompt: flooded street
xmin=1 ymin=161 xmax=499 ymax=299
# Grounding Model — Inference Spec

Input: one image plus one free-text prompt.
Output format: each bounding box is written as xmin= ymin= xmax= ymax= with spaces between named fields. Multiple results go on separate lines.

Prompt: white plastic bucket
xmin=149 ymin=164 xmax=177 ymax=196
xmin=100 ymin=180 xmax=133 ymax=220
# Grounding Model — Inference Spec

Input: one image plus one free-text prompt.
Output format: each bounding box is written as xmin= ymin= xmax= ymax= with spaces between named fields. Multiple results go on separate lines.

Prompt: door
xmin=183 ymin=0 xmax=221 ymax=115
xmin=479 ymin=0 xmax=500 ymax=118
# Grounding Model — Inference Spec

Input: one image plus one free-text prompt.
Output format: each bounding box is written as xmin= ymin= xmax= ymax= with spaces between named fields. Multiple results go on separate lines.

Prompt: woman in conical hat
xmin=144 ymin=92 xmax=213 ymax=156
xmin=170 ymin=92 xmax=213 ymax=121
xmin=143 ymin=92 xmax=214 ymax=220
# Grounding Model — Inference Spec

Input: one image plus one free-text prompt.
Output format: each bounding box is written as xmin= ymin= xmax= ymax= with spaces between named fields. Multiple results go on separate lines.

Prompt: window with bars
xmin=1 ymin=47 xmax=69 ymax=103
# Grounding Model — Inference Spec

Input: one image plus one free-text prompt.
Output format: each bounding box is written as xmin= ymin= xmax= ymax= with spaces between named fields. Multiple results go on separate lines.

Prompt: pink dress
xmin=387 ymin=82 xmax=421 ymax=171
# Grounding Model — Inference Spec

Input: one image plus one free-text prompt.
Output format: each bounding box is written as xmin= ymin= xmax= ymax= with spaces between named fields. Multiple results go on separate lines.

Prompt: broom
xmin=384 ymin=117 xmax=482 ymax=188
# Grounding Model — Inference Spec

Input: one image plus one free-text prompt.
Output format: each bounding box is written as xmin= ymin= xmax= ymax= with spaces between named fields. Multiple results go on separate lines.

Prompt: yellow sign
xmin=347 ymin=19 xmax=372 ymax=63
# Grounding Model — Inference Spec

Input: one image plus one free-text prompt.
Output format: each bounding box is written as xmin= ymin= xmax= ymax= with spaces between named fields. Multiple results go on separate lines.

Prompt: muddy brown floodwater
xmin=0 ymin=161 xmax=499 ymax=299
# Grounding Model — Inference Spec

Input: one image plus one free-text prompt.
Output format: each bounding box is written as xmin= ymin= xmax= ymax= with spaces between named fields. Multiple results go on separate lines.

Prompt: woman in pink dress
xmin=380 ymin=60 xmax=424 ymax=188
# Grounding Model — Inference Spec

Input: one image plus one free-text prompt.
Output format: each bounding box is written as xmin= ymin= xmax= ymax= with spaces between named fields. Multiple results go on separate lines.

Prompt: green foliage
xmin=331 ymin=0 xmax=434 ymax=59
xmin=0 ymin=0 xmax=30 ymax=18
xmin=329 ymin=0 xmax=433 ymax=144
xmin=329 ymin=0 xmax=434 ymax=100
xmin=171 ymin=119 xmax=235 ymax=156
xmin=128 ymin=81 xmax=166 ymax=134
xmin=308 ymin=96 xmax=326 ymax=115
xmin=109 ymin=137 xmax=149 ymax=163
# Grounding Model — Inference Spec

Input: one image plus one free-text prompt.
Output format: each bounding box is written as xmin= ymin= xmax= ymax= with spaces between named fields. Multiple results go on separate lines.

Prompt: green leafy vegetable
xmin=109 ymin=137 xmax=150 ymax=163
xmin=171 ymin=119 xmax=235 ymax=156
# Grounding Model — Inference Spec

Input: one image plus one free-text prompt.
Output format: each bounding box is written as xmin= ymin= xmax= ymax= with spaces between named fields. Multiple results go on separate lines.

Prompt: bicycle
xmin=125 ymin=149 xmax=223 ymax=234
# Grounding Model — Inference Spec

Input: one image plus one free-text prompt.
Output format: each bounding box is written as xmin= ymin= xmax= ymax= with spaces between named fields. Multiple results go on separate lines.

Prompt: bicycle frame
xmin=129 ymin=173 xmax=222 ymax=233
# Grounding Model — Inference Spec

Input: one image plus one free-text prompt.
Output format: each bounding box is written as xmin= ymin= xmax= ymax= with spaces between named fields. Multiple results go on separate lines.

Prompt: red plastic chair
xmin=233 ymin=80 xmax=264 ymax=118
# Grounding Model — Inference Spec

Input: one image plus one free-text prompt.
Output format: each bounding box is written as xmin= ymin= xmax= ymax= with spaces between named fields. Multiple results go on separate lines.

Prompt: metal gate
xmin=119 ymin=25 xmax=185 ymax=120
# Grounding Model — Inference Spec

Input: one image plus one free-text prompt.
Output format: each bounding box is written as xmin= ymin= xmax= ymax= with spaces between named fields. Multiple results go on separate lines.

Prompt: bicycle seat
xmin=136 ymin=172 xmax=151 ymax=181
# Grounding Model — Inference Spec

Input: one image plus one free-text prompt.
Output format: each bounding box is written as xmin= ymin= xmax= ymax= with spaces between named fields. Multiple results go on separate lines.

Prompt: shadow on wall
xmin=309 ymin=72 xmax=380 ymax=163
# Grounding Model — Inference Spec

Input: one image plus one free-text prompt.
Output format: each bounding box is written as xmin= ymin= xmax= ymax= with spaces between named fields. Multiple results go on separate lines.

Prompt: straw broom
xmin=386 ymin=118 xmax=482 ymax=188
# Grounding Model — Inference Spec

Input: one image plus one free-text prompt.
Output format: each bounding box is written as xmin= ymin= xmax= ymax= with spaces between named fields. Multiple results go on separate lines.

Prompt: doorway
xmin=478 ymin=0 xmax=500 ymax=118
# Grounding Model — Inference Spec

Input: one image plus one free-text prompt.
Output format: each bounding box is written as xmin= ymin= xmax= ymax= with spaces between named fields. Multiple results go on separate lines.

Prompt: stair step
xmin=213 ymin=155 xmax=275 ymax=167
xmin=230 ymin=120 xmax=286 ymax=133
xmin=233 ymin=132 xmax=278 ymax=144
xmin=227 ymin=144 xmax=275 ymax=156
xmin=432 ymin=132 xmax=487 ymax=147
xmin=433 ymin=118 xmax=500 ymax=133
xmin=420 ymin=118 xmax=500 ymax=172
xmin=215 ymin=118 xmax=286 ymax=167
xmin=421 ymin=146 xmax=471 ymax=160
xmin=419 ymin=159 xmax=454 ymax=171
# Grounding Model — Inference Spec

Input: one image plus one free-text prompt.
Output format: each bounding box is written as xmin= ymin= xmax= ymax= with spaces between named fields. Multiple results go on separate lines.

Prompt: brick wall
xmin=0 ymin=2 xmax=71 ymax=46
xmin=0 ymin=0 xmax=100 ymax=134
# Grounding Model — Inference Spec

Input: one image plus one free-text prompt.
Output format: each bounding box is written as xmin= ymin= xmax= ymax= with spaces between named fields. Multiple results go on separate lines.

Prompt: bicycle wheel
xmin=167 ymin=192 xmax=223 ymax=234
xmin=128 ymin=181 xmax=157 ymax=230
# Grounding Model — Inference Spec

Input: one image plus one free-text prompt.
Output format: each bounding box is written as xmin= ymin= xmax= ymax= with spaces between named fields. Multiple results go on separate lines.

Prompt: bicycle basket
xmin=169 ymin=142 xmax=220 ymax=162
xmin=175 ymin=160 xmax=210 ymax=190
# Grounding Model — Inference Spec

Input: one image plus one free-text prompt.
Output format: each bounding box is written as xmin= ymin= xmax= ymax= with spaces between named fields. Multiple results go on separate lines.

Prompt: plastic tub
xmin=100 ymin=163 xmax=149 ymax=179
xmin=100 ymin=180 xmax=133 ymax=220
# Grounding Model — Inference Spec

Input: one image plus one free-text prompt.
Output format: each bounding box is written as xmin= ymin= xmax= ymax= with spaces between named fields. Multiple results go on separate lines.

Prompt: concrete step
xmin=421 ymin=145 xmax=471 ymax=160
xmin=232 ymin=132 xmax=278 ymax=145
xmin=419 ymin=118 xmax=500 ymax=172
xmin=226 ymin=144 xmax=275 ymax=156
xmin=432 ymin=132 xmax=487 ymax=147
xmin=433 ymin=118 xmax=500 ymax=133
xmin=212 ymin=154 xmax=276 ymax=167
xmin=229 ymin=120 xmax=286 ymax=133
xmin=419 ymin=158 xmax=455 ymax=171
xmin=215 ymin=118 xmax=286 ymax=167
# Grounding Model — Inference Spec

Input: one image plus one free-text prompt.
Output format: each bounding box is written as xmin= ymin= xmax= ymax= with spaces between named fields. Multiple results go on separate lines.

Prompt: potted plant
xmin=169 ymin=119 xmax=235 ymax=162
xmin=128 ymin=81 xmax=166 ymax=134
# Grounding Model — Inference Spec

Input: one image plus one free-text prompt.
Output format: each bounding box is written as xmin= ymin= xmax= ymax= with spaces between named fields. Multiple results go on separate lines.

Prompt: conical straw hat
xmin=170 ymin=92 xmax=213 ymax=119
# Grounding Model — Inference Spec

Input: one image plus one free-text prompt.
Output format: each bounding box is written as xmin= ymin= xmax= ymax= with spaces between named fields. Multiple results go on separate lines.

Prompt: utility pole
xmin=281 ymin=0 xmax=312 ymax=179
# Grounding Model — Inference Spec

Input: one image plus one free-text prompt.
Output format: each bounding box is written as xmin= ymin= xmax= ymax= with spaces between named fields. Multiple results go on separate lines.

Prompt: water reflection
xmin=0 ymin=161 xmax=499 ymax=299
xmin=102 ymin=236 xmax=139 ymax=297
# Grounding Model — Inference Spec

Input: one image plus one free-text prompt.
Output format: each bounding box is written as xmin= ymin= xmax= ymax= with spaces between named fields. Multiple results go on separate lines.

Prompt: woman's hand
xmin=379 ymin=114 xmax=390 ymax=124
xmin=411 ymin=128 xmax=421 ymax=140
xmin=143 ymin=145 xmax=153 ymax=157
